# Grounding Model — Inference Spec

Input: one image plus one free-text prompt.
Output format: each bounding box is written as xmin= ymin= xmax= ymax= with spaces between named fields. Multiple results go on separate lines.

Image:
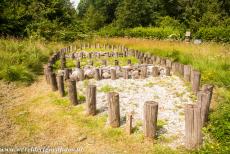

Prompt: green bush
xmin=98 ymin=25 xmax=125 ymax=37
xmin=0 ymin=65 xmax=34 ymax=83
xmin=124 ymin=27 xmax=182 ymax=39
xmin=195 ymin=27 xmax=230 ymax=42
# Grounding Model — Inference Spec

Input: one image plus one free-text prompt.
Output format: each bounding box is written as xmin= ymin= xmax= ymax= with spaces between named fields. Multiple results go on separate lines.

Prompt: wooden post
xmin=126 ymin=113 xmax=133 ymax=135
xmin=50 ymin=72 xmax=58 ymax=91
xmin=202 ymin=84 xmax=214 ymax=103
xmin=165 ymin=67 xmax=171 ymax=76
xmin=127 ymin=59 xmax=131 ymax=65
xmin=160 ymin=58 xmax=166 ymax=66
xmin=179 ymin=63 xmax=184 ymax=76
xmin=61 ymin=56 xmax=66 ymax=70
xmin=152 ymin=67 xmax=159 ymax=77
xmin=191 ymin=70 xmax=201 ymax=94
xmin=166 ymin=59 xmax=172 ymax=68
xmin=184 ymin=65 xmax=192 ymax=81
xmin=140 ymin=65 xmax=147 ymax=79
xmin=64 ymin=68 xmax=70 ymax=80
xmin=143 ymin=101 xmax=158 ymax=138
xmin=86 ymin=85 xmax=97 ymax=116
xmin=111 ymin=69 xmax=117 ymax=80
xmin=76 ymin=61 xmax=81 ymax=68
xmin=108 ymin=92 xmax=120 ymax=128
xmin=185 ymin=104 xmax=202 ymax=149
xmin=94 ymin=68 xmax=101 ymax=80
xmin=156 ymin=57 xmax=161 ymax=65
xmin=115 ymin=60 xmax=119 ymax=66
xmin=68 ymin=79 xmax=78 ymax=105
xmin=57 ymin=75 xmax=65 ymax=97
xmin=123 ymin=68 xmax=129 ymax=79
xmin=102 ymin=60 xmax=107 ymax=66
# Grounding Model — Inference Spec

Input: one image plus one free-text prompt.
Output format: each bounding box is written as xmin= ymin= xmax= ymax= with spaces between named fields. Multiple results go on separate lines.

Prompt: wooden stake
xmin=50 ymin=72 xmax=58 ymax=91
xmin=143 ymin=101 xmax=158 ymax=138
xmin=126 ymin=113 xmax=133 ymax=135
xmin=57 ymin=74 xmax=65 ymax=97
xmin=68 ymin=79 xmax=78 ymax=105
xmin=184 ymin=65 xmax=191 ymax=81
xmin=108 ymin=92 xmax=120 ymax=128
xmin=111 ymin=69 xmax=117 ymax=80
xmin=152 ymin=67 xmax=159 ymax=77
xmin=94 ymin=68 xmax=101 ymax=80
xmin=191 ymin=70 xmax=201 ymax=94
xmin=86 ymin=85 xmax=97 ymax=116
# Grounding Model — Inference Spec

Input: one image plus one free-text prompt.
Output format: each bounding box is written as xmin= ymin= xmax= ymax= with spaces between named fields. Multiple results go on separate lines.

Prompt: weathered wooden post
xmin=123 ymin=68 xmax=129 ymax=79
xmin=140 ymin=65 xmax=147 ymax=79
xmin=94 ymin=68 xmax=101 ymax=80
xmin=61 ymin=55 xmax=66 ymax=70
xmin=79 ymin=69 xmax=85 ymax=81
xmin=166 ymin=59 xmax=172 ymax=68
xmin=89 ymin=60 xmax=93 ymax=66
xmin=86 ymin=85 xmax=97 ymax=116
xmin=185 ymin=104 xmax=202 ymax=149
xmin=50 ymin=72 xmax=58 ymax=91
xmin=184 ymin=65 xmax=192 ymax=81
xmin=102 ymin=60 xmax=107 ymax=66
xmin=68 ymin=79 xmax=78 ymax=105
xmin=160 ymin=58 xmax=166 ymax=66
xmin=126 ymin=113 xmax=133 ymax=135
xmin=57 ymin=74 xmax=65 ymax=97
xmin=76 ymin=61 xmax=81 ymax=68
xmin=111 ymin=69 xmax=117 ymax=80
xmin=191 ymin=70 xmax=201 ymax=94
xmin=156 ymin=56 xmax=161 ymax=65
xmin=127 ymin=59 xmax=132 ymax=65
xmin=179 ymin=63 xmax=184 ymax=76
xmin=152 ymin=67 xmax=159 ymax=77
xmin=108 ymin=92 xmax=120 ymax=128
xmin=165 ymin=67 xmax=171 ymax=76
xmin=144 ymin=101 xmax=158 ymax=138
xmin=115 ymin=60 xmax=119 ymax=66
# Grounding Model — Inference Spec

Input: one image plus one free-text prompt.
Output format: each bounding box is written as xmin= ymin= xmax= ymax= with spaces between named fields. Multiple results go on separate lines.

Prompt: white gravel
xmin=75 ymin=68 xmax=195 ymax=147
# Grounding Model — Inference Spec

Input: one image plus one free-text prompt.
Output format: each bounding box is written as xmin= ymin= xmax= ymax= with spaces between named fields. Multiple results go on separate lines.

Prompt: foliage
xmin=0 ymin=38 xmax=62 ymax=84
xmin=195 ymin=27 xmax=230 ymax=42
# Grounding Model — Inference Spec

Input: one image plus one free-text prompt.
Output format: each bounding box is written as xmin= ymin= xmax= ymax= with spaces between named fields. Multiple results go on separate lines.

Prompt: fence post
xmin=94 ymin=68 xmax=101 ymax=80
xmin=143 ymin=101 xmax=158 ymax=138
xmin=57 ymin=74 xmax=65 ymax=97
xmin=152 ymin=67 xmax=159 ymax=77
xmin=126 ymin=113 xmax=133 ymax=135
xmin=165 ymin=67 xmax=171 ymax=76
xmin=185 ymin=104 xmax=202 ymax=149
xmin=108 ymin=92 xmax=120 ymax=128
xmin=86 ymin=85 xmax=97 ymax=116
xmin=140 ymin=65 xmax=147 ymax=79
xmin=191 ymin=70 xmax=201 ymax=94
xmin=111 ymin=69 xmax=117 ymax=80
xmin=68 ymin=79 xmax=78 ymax=105
xmin=50 ymin=72 xmax=58 ymax=91
xmin=184 ymin=65 xmax=192 ymax=81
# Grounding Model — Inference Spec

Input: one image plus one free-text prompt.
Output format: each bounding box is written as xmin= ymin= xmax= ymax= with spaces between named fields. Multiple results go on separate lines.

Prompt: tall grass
xmin=0 ymin=38 xmax=63 ymax=84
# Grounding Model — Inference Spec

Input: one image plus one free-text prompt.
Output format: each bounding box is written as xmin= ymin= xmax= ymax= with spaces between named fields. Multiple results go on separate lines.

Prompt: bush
xmin=98 ymin=25 xmax=125 ymax=37
xmin=124 ymin=27 xmax=183 ymax=40
xmin=195 ymin=27 xmax=230 ymax=42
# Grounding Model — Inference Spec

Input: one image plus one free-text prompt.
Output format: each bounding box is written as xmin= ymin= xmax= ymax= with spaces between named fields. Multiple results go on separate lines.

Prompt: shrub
xmin=195 ymin=27 xmax=230 ymax=42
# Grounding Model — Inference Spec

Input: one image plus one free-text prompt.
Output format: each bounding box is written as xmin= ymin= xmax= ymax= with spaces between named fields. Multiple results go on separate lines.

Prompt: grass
xmin=99 ymin=84 xmax=116 ymax=93
xmin=0 ymin=38 xmax=65 ymax=84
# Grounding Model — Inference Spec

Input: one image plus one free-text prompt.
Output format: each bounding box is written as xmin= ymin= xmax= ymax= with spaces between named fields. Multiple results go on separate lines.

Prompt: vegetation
xmin=0 ymin=39 xmax=63 ymax=84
